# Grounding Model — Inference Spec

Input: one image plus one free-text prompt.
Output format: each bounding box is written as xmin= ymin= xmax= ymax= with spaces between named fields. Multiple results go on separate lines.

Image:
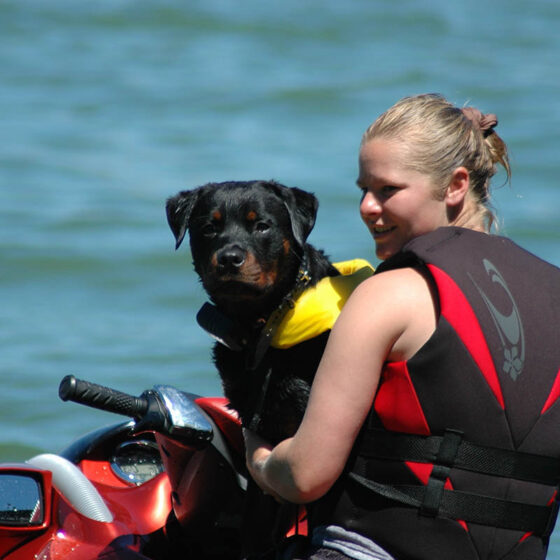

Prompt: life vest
xmin=309 ymin=227 xmax=560 ymax=560
xmin=270 ymin=259 xmax=374 ymax=349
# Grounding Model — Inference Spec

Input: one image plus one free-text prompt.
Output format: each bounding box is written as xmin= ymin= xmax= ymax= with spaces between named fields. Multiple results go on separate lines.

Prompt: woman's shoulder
xmin=357 ymin=265 xmax=433 ymax=302
xmin=347 ymin=266 xmax=438 ymax=361
xmin=340 ymin=265 xmax=435 ymax=337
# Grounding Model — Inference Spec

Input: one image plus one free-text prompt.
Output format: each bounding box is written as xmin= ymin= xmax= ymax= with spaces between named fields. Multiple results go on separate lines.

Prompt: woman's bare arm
xmin=245 ymin=266 xmax=437 ymax=503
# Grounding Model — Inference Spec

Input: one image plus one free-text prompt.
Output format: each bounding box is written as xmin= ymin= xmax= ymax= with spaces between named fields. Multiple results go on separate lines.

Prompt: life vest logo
xmin=470 ymin=259 xmax=525 ymax=381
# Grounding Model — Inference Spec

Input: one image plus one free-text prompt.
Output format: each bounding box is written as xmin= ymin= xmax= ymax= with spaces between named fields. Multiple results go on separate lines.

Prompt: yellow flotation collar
xmin=270 ymin=259 xmax=374 ymax=349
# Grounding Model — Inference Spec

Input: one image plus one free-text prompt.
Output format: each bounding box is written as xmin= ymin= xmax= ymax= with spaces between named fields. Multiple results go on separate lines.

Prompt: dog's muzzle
xmin=216 ymin=245 xmax=246 ymax=273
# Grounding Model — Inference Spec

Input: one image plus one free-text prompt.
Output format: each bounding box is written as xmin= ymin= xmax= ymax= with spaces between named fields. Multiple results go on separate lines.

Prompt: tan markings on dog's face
xmin=241 ymin=252 xmax=278 ymax=288
xmin=246 ymin=210 xmax=257 ymax=221
xmin=212 ymin=210 xmax=222 ymax=222
xmin=283 ymin=239 xmax=291 ymax=256
xmin=211 ymin=252 xmax=219 ymax=269
xmin=259 ymin=269 xmax=278 ymax=286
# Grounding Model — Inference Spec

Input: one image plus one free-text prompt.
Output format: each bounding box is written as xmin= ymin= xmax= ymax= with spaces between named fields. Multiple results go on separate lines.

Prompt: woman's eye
xmin=382 ymin=185 xmax=398 ymax=195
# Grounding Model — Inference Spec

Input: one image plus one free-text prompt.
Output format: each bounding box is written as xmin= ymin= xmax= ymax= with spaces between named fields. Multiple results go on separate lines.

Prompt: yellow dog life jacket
xmin=270 ymin=259 xmax=374 ymax=349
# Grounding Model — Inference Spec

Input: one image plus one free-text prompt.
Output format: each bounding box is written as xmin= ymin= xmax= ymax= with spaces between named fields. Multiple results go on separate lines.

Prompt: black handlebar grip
xmin=59 ymin=375 xmax=149 ymax=419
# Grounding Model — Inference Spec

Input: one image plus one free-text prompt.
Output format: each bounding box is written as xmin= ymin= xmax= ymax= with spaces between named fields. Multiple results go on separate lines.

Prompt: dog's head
xmin=166 ymin=180 xmax=318 ymax=316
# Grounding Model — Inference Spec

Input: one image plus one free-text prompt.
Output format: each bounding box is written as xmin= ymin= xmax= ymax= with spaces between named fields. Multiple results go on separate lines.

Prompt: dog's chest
xmin=212 ymin=332 xmax=330 ymax=442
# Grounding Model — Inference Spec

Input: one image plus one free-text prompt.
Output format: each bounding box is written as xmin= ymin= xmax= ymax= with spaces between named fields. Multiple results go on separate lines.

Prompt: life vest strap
xmin=351 ymin=427 xmax=560 ymax=536
xmin=349 ymin=472 xmax=559 ymax=537
xmin=360 ymin=428 xmax=560 ymax=485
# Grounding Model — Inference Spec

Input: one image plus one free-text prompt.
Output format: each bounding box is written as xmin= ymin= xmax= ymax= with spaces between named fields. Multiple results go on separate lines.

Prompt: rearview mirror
xmin=0 ymin=469 xmax=50 ymax=528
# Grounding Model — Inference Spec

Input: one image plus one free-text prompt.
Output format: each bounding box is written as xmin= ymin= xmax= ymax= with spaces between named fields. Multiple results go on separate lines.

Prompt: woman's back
xmin=311 ymin=227 xmax=560 ymax=559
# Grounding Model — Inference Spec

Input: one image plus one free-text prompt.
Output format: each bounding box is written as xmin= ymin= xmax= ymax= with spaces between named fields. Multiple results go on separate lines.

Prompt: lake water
xmin=2 ymin=0 xmax=560 ymax=552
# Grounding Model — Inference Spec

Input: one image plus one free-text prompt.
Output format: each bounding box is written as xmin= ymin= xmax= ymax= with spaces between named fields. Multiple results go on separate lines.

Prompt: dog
xmin=166 ymin=180 xmax=344 ymax=445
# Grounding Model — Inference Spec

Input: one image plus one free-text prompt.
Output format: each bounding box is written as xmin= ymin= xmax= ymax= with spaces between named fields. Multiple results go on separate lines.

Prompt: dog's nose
xmin=216 ymin=246 xmax=245 ymax=270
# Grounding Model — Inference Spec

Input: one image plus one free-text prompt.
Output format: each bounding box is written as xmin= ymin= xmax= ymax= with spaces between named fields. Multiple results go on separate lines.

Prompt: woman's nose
xmin=360 ymin=191 xmax=382 ymax=218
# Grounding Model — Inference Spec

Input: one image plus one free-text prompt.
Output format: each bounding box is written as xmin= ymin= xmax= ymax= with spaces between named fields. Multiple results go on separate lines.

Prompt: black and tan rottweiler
xmin=166 ymin=179 xmax=342 ymax=445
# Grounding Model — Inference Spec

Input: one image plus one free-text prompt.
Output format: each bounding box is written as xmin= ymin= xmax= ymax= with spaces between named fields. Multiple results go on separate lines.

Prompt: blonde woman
xmin=245 ymin=94 xmax=560 ymax=560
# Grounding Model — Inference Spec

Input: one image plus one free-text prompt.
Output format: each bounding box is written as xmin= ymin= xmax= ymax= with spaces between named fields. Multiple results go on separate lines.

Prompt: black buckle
xmin=420 ymin=429 xmax=463 ymax=517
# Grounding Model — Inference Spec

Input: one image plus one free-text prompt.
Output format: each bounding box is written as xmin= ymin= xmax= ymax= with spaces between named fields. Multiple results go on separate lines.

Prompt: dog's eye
xmin=254 ymin=221 xmax=270 ymax=233
xmin=201 ymin=223 xmax=218 ymax=237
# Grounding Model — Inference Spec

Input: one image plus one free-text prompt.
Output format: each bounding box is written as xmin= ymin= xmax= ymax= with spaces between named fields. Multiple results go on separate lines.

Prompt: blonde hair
xmin=362 ymin=93 xmax=511 ymax=231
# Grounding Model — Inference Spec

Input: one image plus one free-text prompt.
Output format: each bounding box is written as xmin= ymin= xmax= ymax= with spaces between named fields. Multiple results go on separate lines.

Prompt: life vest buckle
xmin=420 ymin=429 xmax=463 ymax=518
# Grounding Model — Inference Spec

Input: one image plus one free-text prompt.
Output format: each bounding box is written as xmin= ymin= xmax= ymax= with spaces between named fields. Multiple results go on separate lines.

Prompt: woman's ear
xmin=445 ymin=166 xmax=470 ymax=207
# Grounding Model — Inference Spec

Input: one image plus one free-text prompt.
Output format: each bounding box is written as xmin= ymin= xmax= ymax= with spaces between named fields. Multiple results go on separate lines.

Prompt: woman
xmin=244 ymin=94 xmax=560 ymax=559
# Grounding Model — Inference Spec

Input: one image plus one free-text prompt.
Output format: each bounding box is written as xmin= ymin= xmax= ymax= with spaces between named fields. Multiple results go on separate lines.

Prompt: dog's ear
xmin=166 ymin=189 xmax=201 ymax=249
xmin=268 ymin=182 xmax=318 ymax=247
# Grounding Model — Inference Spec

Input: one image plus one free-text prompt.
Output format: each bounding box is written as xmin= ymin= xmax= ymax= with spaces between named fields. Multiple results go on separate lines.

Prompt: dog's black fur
xmin=166 ymin=180 xmax=339 ymax=444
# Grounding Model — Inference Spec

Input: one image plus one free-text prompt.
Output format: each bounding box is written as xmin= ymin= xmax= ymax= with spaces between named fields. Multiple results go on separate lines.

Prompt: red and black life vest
xmin=309 ymin=227 xmax=560 ymax=560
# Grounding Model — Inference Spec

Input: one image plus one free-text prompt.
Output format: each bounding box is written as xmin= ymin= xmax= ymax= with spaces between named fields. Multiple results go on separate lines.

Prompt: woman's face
xmin=358 ymin=138 xmax=450 ymax=261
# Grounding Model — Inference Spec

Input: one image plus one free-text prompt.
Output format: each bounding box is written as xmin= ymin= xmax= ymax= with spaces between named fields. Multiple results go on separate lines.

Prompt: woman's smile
xmin=371 ymin=224 xmax=396 ymax=236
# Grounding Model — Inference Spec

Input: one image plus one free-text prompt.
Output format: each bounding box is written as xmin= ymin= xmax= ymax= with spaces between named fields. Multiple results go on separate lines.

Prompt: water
xmin=1 ymin=0 xmax=559 ymax=551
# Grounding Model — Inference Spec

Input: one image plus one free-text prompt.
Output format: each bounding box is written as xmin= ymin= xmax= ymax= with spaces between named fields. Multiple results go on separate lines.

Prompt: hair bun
xmin=461 ymin=107 xmax=498 ymax=137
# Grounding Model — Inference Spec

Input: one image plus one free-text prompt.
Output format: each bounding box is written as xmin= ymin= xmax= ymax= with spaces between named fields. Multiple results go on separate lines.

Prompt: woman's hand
xmin=243 ymin=428 xmax=286 ymax=502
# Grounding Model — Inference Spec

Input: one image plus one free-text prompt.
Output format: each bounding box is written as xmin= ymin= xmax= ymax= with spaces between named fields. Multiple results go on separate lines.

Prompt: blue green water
xmin=2 ymin=0 xmax=560 ymax=551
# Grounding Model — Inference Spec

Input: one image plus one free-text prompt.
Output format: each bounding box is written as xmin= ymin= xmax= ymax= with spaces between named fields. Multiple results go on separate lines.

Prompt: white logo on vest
xmin=469 ymin=259 xmax=525 ymax=381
